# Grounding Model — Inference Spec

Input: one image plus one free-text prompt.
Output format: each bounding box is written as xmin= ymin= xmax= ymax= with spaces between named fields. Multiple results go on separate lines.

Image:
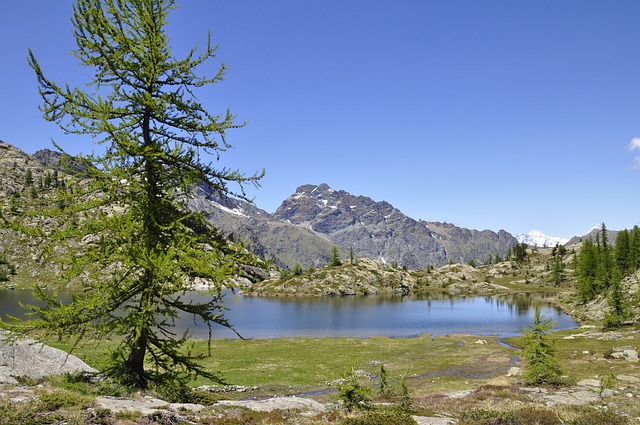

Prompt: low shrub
xmin=341 ymin=407 xmax=417 ymax=425
xmin=458 ymin=407 xmax=629 ymax=425
xmin=36 ymin=390 xmax=93 ymax=411
xmin=337 ymin=368 xmax=373 ymax=411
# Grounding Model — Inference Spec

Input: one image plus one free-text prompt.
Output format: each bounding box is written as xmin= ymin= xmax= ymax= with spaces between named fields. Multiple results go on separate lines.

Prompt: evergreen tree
xmin=551 ymin=253 xmax=565 ymax=286
xmin=604 ymin=268 xmax=626 ymax=328
xmin=520 ymin=307 xmax=564 ymax=386
xmin=43 ymin=172 xmax=52 ymax=188
xmin=576 ymin=239 xmax=598 ymax=302
xmin=513 ymin=243 xmax=528 ymax=262
xmin=24 ymin=168 xmax=34 ymax=187
xmin=631 ymin=226 xmax=640 ymax=270
xmin=2 ymin=0 xmax=262 ymax=390
xmin=330 ymin=246 xmax=342 ymax=267
xmin=614 ymin=229 xmax=631 ymax=275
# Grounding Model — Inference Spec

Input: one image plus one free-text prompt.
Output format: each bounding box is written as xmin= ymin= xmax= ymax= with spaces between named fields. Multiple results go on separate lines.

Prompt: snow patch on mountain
xmin=516 ymin=230 xmax=569 ymax=247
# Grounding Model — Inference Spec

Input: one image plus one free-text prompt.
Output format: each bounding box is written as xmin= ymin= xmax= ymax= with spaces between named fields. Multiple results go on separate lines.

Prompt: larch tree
xmin=520 ymin=306 xmax=564 ymax=386
xmin=2 ymin=0 xmax=262 ymax=390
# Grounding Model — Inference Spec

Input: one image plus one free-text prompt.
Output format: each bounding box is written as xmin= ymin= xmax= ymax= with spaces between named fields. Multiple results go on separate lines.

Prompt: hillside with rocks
xmin=0 ymin=139 xmax=627 ymax=282
xmin=244 ymin=244 xmax=580 ymax=298
xmin=1 ymin=140 xmax=525 ymax=272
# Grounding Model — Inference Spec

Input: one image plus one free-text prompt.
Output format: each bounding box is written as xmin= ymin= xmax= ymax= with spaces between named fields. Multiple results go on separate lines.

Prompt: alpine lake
xmin=0 ymin=289 xmax=576 ymax=339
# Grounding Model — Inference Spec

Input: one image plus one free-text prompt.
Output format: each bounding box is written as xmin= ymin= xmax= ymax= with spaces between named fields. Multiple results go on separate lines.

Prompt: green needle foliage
xmin=1 ymin=0 xmax=262 ymax=391
xmin=520 ymin=306 xmax=564 ymax=386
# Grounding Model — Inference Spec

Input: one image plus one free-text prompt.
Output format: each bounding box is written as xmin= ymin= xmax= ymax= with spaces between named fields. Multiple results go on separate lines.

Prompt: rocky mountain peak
xmin=272 ymin=183 xmax=516 ymax=269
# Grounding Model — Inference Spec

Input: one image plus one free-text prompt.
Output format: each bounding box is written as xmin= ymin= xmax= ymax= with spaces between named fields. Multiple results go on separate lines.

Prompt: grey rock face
xmin=272 ymin=184 xmax=516 ymax=269
xmin=32 ymin=148 xmax=88 ymax=174
xmin=0 ymin=332 xmax=97 ymax=384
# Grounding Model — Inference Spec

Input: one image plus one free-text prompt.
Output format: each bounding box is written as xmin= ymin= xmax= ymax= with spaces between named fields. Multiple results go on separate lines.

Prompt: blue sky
xmin=1 ymin=1 xmax=639 ymax=239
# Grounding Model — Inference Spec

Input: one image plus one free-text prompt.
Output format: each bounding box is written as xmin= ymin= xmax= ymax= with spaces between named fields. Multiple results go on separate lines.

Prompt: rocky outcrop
xmin=32 ymin=148 xmax=88 ymax=174
xmin=246 ymin=258 xmax=414 ymax=297
xmin=216 ymin=397 xmax=326 ymax=413
xmin=0 ymin=332 xmax=97 ymax=384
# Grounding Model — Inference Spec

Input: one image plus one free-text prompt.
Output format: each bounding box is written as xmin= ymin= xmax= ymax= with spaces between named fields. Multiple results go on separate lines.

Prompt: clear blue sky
xmin=1 ymin=1 xmax=639 ymax=239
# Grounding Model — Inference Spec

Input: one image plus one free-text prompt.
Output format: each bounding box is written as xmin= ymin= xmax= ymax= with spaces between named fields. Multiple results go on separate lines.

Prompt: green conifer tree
xmin=24 ymin=168 xmax=34 ymax=187
xmin=520 ymin=307 xmax=564 ymax=386
xmin=2 ymin=0 xmax=262 ymax=390
xmin=331 ymin=246 xmax=342 ymax=267
xmin=604 ymin=268 xmax=626 ymax=328
xmin=615 ymin=229 xmax=631 ymax=275
xmin=576 ymin=239 xmax=598 ymax=302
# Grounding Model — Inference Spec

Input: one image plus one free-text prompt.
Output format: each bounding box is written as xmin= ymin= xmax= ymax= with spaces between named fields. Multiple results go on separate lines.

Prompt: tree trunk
xmin=125 ymin=327 xmax=149 ymax=388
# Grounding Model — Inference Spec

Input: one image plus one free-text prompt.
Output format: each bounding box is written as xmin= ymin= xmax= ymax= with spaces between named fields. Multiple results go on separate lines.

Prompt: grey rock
xmin=616 ymin=374 xmax=640 ymax=384
xmin=623 ymin=349 xmax=639 ymax=362
xmin=601 ymin=389 xmax=615 ymax=398
xmin=32 ymin=149 xmax=88 ymax=174
xmin=412 ymin=417 xmax=456 ymax=425
xmin=576 ymin=378 xmax=601 ymax=388
xmin=216 ymin=396 xmax=326 ymax=413
xmin=96 ymin=395 xmax=204 ymax=415
xmin=506 ymin=367 xmax=522 ymax=377
xmin=611 ymin=349 xmax=639 ymax=362
xmin=541 ymin=389 xmax=600 ymax=406
xmin=0 ymin=332 xmax=97 ymax=384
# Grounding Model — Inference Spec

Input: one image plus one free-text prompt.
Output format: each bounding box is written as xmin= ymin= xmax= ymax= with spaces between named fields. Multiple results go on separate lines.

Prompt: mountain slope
xmin=1 ymin=141 xmax=519 ymax=272
xmin=187 ymin=188 xmax=338 ymax=270
xmin=272 ymin=183 xmax=516 ymax=269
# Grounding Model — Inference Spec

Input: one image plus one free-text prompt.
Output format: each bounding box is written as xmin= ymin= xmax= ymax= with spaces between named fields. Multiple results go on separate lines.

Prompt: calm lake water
xmin=0 ymin=289 xmax=576 ymax=339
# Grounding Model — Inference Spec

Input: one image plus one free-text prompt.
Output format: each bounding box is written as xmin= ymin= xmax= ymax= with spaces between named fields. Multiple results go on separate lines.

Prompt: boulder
xmin=96 ymin=396 xmax=204 ymax=416
xmin=576 ymin=379 xmax=601 ymax=388
xmin=0 ymin=332 xmax=97 ymax=384
xmin=617 ymin=375 xmax=640 ymax=384
xmin=610 ymin=348 xmax=639 ymax=362
xmin=216 ymin=397 xmax=326 ymax=413
xmin=506 ymin=367 xmax=522 ymax=377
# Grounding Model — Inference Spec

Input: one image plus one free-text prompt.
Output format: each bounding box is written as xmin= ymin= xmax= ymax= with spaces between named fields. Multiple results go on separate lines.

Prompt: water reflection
xmin=0 ymin=289 xmax=575 ymax=339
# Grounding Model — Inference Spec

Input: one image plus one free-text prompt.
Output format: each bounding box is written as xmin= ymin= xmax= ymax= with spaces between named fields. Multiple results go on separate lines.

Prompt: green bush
xmin=342 ymin=407 xmax=417 ymax=425
xmin=337 ymin=369 xmax=373 ymax=411
xmin=459 ymin=406 xmax=629 ymax=425
xmin=37 ymin=390 xmax=94 ymax=411
xmin=0 ymin=403 xmax=66 ymax=425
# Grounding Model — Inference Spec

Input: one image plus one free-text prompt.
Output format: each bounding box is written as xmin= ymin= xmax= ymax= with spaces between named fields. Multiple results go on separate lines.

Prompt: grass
xmin=48 ymin=334 xmax=515 ymax=396
xmin=2 ymin=323 xmax=636 ymax=424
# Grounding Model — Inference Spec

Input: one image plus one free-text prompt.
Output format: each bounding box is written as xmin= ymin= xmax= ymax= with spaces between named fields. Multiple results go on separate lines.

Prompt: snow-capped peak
xmin=515 ymin=230 xmax=569 ymax=247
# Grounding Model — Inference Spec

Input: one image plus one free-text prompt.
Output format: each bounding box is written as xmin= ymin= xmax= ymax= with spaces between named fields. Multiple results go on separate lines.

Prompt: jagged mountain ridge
xmin=1 ymin=140 xmax=524 ymax=270
xmin=270 ymin=183 xmax=517 ymax=269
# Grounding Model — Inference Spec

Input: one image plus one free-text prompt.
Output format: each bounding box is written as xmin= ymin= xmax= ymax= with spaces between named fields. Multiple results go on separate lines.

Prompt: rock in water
xmin=0 ymin=332 xmax=97 ymax=384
